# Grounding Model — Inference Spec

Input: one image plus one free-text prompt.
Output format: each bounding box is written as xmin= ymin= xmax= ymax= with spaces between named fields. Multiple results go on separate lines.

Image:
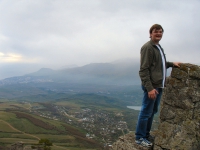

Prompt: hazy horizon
xmin=0 ymin=57 xmax=139 ymax=80
xmin=0 ymin=0 xmax=200 ymax=79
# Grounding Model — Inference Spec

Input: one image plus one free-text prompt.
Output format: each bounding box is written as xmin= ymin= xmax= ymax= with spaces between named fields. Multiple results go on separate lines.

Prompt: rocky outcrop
xmin=111 ymin=132 xmax=153 ymax=150
xmin=154 ymin=63 xmax=200 ymax=150
xmin=10 ymin=141 xmax=24 ymax=150
xmin=112 ymin=63 xmax=200 ymax=150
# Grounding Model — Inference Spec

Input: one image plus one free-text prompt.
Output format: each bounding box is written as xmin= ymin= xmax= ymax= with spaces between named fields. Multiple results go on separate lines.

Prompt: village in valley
xmin=26 ymin=102 xmax=129 ymax=146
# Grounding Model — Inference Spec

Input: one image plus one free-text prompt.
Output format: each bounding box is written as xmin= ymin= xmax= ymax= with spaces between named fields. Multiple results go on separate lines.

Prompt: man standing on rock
xmin=135 ymin=24 xmax=181 ymax=147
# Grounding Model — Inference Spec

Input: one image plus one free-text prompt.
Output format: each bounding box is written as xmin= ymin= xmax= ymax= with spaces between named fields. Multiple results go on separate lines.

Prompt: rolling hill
xmin=0 ymin=59 xmax=140 ymax=86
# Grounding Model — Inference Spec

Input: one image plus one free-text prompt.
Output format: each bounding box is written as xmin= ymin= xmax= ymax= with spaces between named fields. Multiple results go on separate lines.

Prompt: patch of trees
xmin=62 ymin=124 xmax=85 ymax=137
xmin=62 ymin=124 xmax=102 ymax=149
xmin=14 ymin=112 xmax=56 ymax=130
xmin=31 ymin=139 xmax=53 ymax=150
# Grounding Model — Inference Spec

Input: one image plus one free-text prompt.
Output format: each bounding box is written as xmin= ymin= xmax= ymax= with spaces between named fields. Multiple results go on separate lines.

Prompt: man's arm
xmin=166 ymin=62 xmax=181 ymax=68
xmin=139 ymin=46 xmax=154 ymax=92
xmin=139 ymin=48 xmax=158 ymax=100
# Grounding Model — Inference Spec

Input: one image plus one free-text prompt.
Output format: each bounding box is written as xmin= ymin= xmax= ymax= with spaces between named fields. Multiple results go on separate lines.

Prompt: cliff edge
xmin=112 ymin=63 xmax=200 ymax=150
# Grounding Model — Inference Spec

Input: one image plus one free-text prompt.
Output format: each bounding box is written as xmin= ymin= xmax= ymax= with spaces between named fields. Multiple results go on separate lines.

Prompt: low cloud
xmin=0 ymin=0 xmax=199 ymax=79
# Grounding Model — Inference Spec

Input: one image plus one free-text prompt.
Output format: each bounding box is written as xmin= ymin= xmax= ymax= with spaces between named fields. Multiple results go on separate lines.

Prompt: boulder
xmin=154 ymin=63 xmax=200 ymax=150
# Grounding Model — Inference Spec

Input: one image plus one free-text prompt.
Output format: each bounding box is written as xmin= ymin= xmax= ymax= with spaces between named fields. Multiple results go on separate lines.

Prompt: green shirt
xmin=139 ymin=40 xmax=173 ymax=92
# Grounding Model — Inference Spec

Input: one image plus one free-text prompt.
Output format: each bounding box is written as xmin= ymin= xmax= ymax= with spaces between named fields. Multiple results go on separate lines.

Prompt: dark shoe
xmin=135 ymin=138 xmax=152 ymax=147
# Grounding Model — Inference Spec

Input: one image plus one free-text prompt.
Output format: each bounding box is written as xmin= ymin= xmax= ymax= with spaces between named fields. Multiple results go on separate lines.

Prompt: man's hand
xmin=173 ymin=62 xmax=181 ymax=67
xmin=148 ymin=89 xmax=159 ymax=100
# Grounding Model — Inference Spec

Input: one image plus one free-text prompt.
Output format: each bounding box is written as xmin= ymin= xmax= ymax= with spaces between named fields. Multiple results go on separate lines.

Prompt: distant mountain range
xmin=0 ymin=59 xmax=143 ymax=103
xmin=0 ymin=59 xmax=140 ymax=86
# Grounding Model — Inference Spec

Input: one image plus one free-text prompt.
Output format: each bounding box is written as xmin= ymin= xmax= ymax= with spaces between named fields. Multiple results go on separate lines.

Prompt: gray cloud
xmin=0 ymin=0 xmax=200 ymax=79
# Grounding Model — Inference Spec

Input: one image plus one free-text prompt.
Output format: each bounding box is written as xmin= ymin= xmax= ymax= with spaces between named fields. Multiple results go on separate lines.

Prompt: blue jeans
xmin=135 ymin=86 xmax=163 ymax=140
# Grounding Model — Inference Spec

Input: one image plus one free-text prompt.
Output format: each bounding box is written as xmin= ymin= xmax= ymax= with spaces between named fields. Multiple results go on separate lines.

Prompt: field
xmin=0 ymin=90 xmax=154 ymax=150
xmin=0 ymin=101 xmax=102 ymax=150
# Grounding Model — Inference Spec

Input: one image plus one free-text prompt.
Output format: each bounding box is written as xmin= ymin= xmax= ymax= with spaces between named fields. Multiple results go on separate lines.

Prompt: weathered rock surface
xmin=112 ymin=63 xmax=200 ymax=150
xmin=111 ymin=132 xmax=152 ymax=150
xmin=154 ymin=63 xmax=200 ymax=150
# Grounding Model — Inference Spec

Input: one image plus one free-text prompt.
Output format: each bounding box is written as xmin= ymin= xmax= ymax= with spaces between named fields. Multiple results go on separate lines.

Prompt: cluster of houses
xmin=29 ymin=103 xmax=128 ymax=145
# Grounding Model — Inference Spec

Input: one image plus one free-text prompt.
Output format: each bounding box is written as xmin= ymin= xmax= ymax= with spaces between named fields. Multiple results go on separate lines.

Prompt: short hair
xmin=149 ymin=24 xmax=164 ymax=34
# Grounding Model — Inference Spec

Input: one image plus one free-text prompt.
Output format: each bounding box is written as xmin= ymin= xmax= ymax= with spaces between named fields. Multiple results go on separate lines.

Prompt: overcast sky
xmin=0 ymin=0 xmax=200 ymax=79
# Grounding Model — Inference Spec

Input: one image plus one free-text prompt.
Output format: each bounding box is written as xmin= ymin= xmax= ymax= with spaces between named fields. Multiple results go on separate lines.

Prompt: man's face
xmin=150 ymin=28 xmax=163 ymax=43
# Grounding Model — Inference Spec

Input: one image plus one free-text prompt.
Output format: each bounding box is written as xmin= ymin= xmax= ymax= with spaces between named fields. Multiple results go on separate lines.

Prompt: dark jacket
xmin=139 ymin=40 xmax=173 ymax=92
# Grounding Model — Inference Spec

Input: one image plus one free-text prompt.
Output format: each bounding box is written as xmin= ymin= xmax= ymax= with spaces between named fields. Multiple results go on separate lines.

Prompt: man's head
xmin=149 ymin=24 xmax=164 ymax=44
xmin=149 ymin=24 xmax=164 ymax=34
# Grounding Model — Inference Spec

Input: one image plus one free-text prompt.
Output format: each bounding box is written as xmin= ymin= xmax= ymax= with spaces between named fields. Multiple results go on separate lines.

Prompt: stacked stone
xmin=154 ymin=63 xmax=200 ymax=150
